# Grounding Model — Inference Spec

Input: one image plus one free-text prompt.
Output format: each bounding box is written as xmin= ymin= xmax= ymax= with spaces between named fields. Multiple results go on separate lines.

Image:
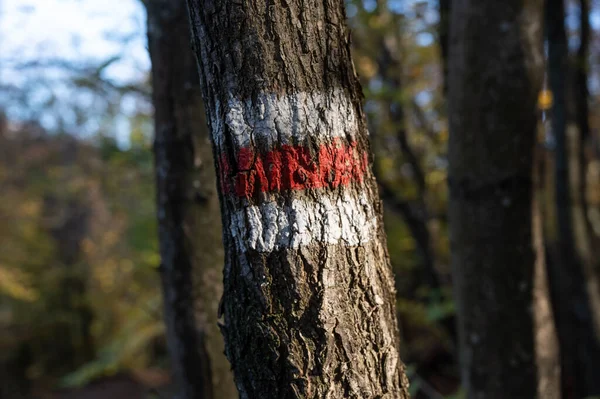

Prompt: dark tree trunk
xmin=43 ymin=189 xmax=95 ymax=374
xmin=573 ymin=0 xmax=600 ymax=299
xmin=576 ymin=0 xmax=591 ymax=204
xmin=438 ymin=0 xmax=451 ymax=95
xmin=573 ymin=0 xmax=600 ymax=339
xmin=0 ymin=344 xmax=32 ymax=399
xmin=147 ymin=1 xmax=236 ymax=398
xmin=546 ymin=0 xmax=600 ymax=396
xmin=448 ymin=1 xmax=548 ymax=397
xmin=185 ymin=1 xmax=411 ymax=398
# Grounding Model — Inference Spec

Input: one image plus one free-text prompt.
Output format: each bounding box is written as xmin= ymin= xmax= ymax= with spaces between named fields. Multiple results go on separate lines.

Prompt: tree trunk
xmin=572 ymin=0 xmax=600 ymax=340
xmin=185 ymin=1 xmax=411 ymax=398
xmin=533 ymin=148 xmax=561 ymax=399
xmin=438 ymin=0 xmax=451 ymax=95
xmin=147 ymin=1 xmax=237 ymax=398
xmin=448 ymin=1 xmax=547 ymax=397
xmin=545 ymin=0 xmax=600 ymax=396
xmin=43 ymin=188 xmax=95 ymax=375
xmin=576 ymin=1 xmax=591 ymax=219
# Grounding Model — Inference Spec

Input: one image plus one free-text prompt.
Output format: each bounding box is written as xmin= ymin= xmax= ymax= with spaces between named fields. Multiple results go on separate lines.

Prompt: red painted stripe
xmin=219 ymin=139 xmax=369 ymax=198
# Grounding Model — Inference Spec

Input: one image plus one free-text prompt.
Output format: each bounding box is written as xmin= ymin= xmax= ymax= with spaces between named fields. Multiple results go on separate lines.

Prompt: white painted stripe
xmin=228 ymin=190 xmax=377 ymax=252
xmin=213 ymin=89 xmax=361 ymax=150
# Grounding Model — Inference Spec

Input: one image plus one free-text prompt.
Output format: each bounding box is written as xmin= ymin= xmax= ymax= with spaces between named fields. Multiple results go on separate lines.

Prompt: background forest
xmin=1 ymin=0 xmax=600 ymax=398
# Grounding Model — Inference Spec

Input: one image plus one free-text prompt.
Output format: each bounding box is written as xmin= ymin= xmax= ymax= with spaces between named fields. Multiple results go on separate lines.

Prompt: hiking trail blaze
xmin=214 ymin=89 xmax=378 ymax=252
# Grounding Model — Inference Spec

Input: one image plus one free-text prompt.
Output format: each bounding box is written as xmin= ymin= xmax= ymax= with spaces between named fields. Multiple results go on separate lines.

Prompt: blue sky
xmin=1 ymin=0 xmax=150 ymax=84
xmin=0 ymin=0 xmax=150 ymax=144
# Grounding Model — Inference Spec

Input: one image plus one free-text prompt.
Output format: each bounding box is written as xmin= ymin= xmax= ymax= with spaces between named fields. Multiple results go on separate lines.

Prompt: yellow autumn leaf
xmin=0 ymin=266 xmax=39 ymax=302
xmin=538 ymin=89 xmax=553 ymax=110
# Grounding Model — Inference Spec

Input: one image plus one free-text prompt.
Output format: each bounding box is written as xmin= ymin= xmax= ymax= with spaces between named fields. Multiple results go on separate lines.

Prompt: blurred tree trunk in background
xmin=533 ymin=145 xmax=561 ymax=399
xmin=185 ymin=0 xmax=411 ymax=397
xmin=572 ymin=0 xmax=600 ymax=334
xmin=43 ymin=193 xmax=95 ymax=372
xmin=40 ymin=141 xmax=96 ymax=376
xmin=448 ymin=0 xmax=553 ymax=397
xmin=575 ymin=0 xmax=592 ymax=236
xmin=0 ymin=334 xmax=31 ymax=398
xmin=572 ymin=0 xmax=600 ymax=333
xmin=146 ymin=0 xmax=237 ymax=398
xmin=546 ymin=0 xmax=600 ymax=396
xmin=438 ymin=0 xmax=451 ymax=95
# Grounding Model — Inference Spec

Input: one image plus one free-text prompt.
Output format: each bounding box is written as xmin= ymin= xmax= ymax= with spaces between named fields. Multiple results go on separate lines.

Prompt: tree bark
xmin=185 ymin=1 xmax=411 ymax=398
xmin=147 ymin=1 xmax=236 ymax=398
xmin=545 ymin=0 xmax=600 ymax=396
xmin=448 ymin=1 xmax=547 ymax=397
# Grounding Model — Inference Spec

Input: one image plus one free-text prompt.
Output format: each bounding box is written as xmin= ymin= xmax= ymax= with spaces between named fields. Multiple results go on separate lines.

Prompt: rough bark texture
xmin=546 ymin=0 xmax=600 ymax=396
xmin=448 ymin=1 xmax=546 ymax=397
xmin=185 ymin=1 xmax=410 ymax=398
xmin=147 ymin=1 xmax=237 ymax=398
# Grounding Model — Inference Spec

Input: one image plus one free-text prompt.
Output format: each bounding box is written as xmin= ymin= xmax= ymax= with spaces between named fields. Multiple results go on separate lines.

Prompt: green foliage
xmin=0 ymin=121 xmax=163 ymax=389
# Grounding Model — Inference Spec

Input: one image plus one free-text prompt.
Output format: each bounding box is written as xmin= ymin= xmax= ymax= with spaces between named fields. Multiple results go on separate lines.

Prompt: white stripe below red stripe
xmin=229 ymin=190 xmax=377 ymax=252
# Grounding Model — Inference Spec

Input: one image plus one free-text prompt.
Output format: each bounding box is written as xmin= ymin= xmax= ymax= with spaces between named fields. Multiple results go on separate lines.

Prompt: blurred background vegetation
xmin=0 ymin=0 xmax=599 ymax=398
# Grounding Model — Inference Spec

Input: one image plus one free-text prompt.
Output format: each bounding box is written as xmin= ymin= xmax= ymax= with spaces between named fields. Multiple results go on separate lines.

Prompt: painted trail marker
xmin=212 ymin=90 xmax=377 ymax=252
